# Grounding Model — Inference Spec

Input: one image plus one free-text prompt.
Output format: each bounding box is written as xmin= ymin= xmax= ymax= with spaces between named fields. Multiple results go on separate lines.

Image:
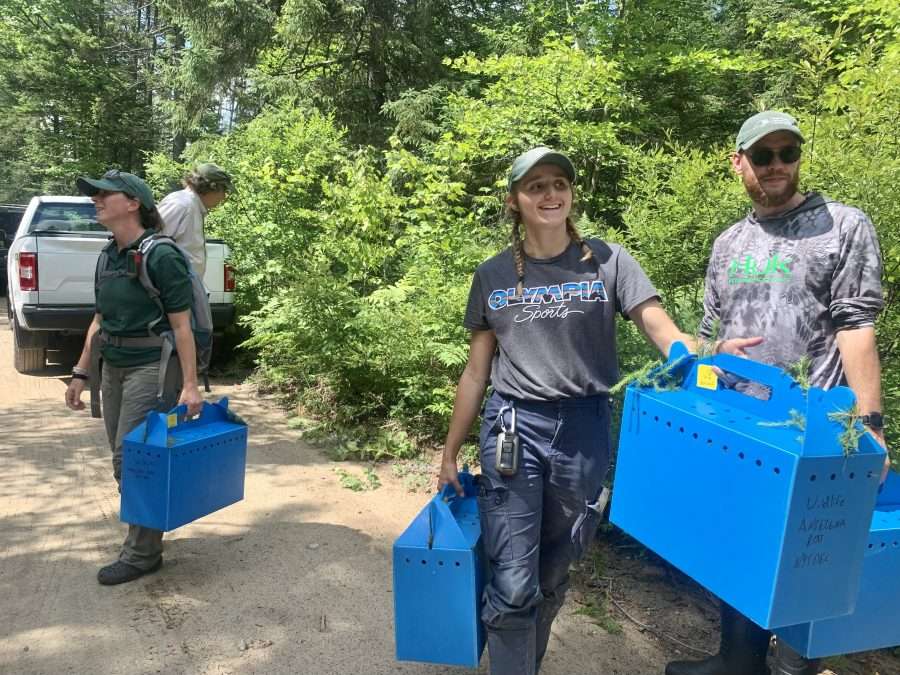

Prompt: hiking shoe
xmin=97 ymin=558 xmax=162 ymax=585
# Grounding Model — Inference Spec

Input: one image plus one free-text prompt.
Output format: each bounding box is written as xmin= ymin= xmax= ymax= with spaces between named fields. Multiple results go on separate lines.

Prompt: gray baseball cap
xmin=508 ymin=146 xmax=576 ymax=190
xmin=736 ymin=111 xmax=805 ymax=151
xmin=76 ymin=170 xmax=155 ymax=210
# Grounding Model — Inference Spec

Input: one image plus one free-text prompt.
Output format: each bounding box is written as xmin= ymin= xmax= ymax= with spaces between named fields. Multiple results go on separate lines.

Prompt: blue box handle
xmin=142 ymin=397 xmax=245 ymax=445
xmin=428 ymin=470 xmax=477 ymax=550
xmin=708 ymin=352 xmax=800 ymax=396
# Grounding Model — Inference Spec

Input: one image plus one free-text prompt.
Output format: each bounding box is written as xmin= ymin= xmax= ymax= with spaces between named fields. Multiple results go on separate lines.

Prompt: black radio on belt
xmin=495 ymin=406 xmax=520 ymax=476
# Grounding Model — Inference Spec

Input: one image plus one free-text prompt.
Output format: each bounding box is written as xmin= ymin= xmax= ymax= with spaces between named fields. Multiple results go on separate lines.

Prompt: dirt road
xmin=0 ymin=302 xmax=669 ymax=675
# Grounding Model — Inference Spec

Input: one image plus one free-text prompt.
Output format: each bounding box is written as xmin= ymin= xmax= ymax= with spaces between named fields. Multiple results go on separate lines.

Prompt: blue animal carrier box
xmin=121 ymin=398 xmax=248 ymax=532
xmin=611 ymin=344 xmax=886 ymax=629
xmin=775 ymin=471 xmax=900 ymax=657
xmin=393 ymin=471 xmax=487 ymax=667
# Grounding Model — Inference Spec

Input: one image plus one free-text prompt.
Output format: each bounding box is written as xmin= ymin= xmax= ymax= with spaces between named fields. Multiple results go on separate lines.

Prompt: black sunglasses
xmin=102 ymin=169 xmax=141 ymax=199
xmin=746 ymin=145 xmax=802 ymax=167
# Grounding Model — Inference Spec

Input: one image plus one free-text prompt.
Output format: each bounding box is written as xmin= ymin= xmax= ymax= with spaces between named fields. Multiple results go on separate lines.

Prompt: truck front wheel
xmin=13 ymin=317 xmax=46 ymax=374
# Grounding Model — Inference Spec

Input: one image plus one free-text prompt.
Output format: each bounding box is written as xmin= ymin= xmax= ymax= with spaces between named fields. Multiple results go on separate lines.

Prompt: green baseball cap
xmin=195 ymin=163 xmax=234 ymax=191
xmin=508 ymin=146 xmax=576 ymax=190
xmin=76 ymin=170 xmax=155 ymax=210
xmin=736 ymin=111 xmax=804 ymax=151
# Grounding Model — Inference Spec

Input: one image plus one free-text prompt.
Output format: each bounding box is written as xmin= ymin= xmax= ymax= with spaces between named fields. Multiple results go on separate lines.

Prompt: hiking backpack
xmin=94 ymin=233 xmax=214 ymax=393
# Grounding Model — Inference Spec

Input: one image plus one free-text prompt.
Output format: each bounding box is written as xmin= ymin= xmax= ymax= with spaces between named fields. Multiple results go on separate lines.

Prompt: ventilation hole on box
xmin=868 ymin=543 xmax=874 ymax=549
xmin=830 ymin=473 xmax=837 ymax=481
xmin=421 ymin=560 xmax=427 ymax=565
xmin=881 ymin=543 xmax=887 ymax=549
xmin=810 ymin=474 xmax=817 ymax=482
xmin=894 ymin=542 xmax=899 ymax=548
xmin=773 ymin=467 xmax=781 ymax=475
xmin=722 ymin=445 xmax=729 ymax=452
xmin=438 ymin=561 xmax=444 ymax=566
xmin=642 ymin=410 xmax=647 ymax=416
xmin=849 ymin=472 xmax=855 ymax=479
xmin=654 ymin=416 xmax=659 ymax=422
xmin=755 ymin=459 xmax=762 ymax=467
xmin=867 ymin=471 xmax=875 ymax=479
xmin=666 ymin=421 xmax=672 ymax=428
xmin=455 ymin=562 xmax=461 ymax=567
xmin=679 ymin=426 xmax=685 ymax=433
xmin=728 ymin=419 xmax=736 ymax=424
xmin=707 ymin=439 xmax=713 ymax=445
xmin=738 ymin=452 xmax=745 ymax=460
xmin=405 ymin=558 xmax=410 ymax=564
xmin=692 ymin=432 xmax=698 ymax=440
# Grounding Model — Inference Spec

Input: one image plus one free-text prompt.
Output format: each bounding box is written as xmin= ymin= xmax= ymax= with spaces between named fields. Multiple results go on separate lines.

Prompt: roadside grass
xmin=571 ymin=546 xmax=622 ymax=635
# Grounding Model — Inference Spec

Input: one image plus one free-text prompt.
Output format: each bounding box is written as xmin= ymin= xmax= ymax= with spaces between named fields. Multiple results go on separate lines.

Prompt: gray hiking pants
xmin=102 ymin=357 xmax=182 ymax=570
xmin=478 ymin=391 xmax=611 ymax=675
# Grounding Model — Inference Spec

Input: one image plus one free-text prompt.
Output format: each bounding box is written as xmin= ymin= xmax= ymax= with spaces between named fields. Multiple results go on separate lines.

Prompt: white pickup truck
xmin=7 ymin=196 xmax=236 ymax=373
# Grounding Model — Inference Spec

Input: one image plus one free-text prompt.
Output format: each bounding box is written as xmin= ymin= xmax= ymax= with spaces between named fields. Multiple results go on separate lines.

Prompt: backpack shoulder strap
xmin=94 ymin=239 xmax=121 ymax=296
xmin=136 ymin=233 xmax=176 ymax=335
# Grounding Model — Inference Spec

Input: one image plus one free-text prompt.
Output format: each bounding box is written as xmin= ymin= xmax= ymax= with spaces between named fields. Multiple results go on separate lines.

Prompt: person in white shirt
xmin=157 ymin=163 xmax=233 ymax=279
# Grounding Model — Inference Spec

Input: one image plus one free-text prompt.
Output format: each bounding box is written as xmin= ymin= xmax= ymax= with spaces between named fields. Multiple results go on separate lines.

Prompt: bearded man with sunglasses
xmin=666 ymin=111 xmax=890 ymax=675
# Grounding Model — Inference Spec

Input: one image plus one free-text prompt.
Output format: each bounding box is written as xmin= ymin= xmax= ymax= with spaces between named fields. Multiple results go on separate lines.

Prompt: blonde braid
xmin=511 ymin=216 xmax=526 ymax=297
xmin=566 ymin=217 xmax=593 ymax=263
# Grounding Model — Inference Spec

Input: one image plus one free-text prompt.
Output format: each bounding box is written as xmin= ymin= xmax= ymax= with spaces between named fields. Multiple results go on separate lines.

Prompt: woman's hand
xmin=178 ymin=383 xmax=204 ymax=417
xmin=437 ymin=452 xmax=463 ymax=497
xmin=65 ymin=378 xmax=87 ymax=411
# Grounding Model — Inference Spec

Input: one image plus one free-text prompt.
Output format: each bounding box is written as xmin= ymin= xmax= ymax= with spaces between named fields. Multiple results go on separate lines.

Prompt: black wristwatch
xmin=860 ymin=412 xmax=885 ymax=431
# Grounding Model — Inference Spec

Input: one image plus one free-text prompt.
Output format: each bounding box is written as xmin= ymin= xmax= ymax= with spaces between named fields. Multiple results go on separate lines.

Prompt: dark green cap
xmin=508 ymin=146 xmax=576 ymax=191
xmin=76 ymin=170 xmax=155 ymax=210
xmin=736 ymin=111 xmax=804 ymax=151
xmin=194 ymin=163 xmax=233 ymax=191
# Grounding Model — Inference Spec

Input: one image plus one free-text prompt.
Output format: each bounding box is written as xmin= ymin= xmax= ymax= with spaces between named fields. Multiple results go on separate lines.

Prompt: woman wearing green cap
xmin=437 ymin=147 xmax=757 ymax=674
xmin=65 ymin=170 xmax=203 ymax=586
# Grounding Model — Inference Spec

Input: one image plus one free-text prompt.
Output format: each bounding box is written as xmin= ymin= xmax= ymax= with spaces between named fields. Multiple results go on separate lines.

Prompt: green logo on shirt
xmin=727 ymin=254 xmax=793 ymax=284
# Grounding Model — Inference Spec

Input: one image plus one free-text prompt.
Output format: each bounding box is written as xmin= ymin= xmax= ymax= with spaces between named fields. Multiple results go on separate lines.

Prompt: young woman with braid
xmin=438 ymin=148 xmax=759 ymax=675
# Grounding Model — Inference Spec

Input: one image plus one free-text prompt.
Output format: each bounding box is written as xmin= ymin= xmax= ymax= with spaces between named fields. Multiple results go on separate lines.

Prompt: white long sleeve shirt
xmin=157 ymin=187 xmax=208 ymax=278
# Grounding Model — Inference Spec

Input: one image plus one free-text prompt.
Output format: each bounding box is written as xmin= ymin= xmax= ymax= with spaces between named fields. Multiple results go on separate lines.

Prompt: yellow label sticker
xmin=167 ymin=413 xmax=178 ymax=428
xmin=696 ymin=364 xmax=719 ymax=390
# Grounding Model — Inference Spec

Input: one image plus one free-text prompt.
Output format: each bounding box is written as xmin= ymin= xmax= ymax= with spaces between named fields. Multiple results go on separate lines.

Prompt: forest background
xmin=1 ymin=0 xmax=898 ymax=468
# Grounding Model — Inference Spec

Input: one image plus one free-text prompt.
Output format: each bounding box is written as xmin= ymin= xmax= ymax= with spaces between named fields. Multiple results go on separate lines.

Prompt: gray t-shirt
xmin=700 ymin=193 xmax=883 ymax=389
xmin=464 ymin=239 xmax=659 ymax=400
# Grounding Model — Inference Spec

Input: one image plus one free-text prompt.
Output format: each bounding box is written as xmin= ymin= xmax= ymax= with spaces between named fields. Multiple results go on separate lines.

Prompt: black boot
xmin=768 ymin=638 xmax=820 ymax=675
xmin=665 ymin=604 xmax=770 ymax=675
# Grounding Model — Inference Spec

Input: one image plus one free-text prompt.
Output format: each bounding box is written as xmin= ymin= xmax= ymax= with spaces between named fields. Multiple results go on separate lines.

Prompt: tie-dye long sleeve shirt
xmin=699 ymin=193 xmax=883 ymax=389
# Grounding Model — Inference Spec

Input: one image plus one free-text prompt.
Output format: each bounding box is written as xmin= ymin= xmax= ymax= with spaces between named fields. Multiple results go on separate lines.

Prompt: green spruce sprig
xmin=611 ymin=354 xmax=691 ymax=395
xmin=827 ymin=405 xmax=864 ymax=456
xmin=758 ymin=409 xmax=807 ymax=431
xmin=787 ymin=355 xmax=812 ymax=392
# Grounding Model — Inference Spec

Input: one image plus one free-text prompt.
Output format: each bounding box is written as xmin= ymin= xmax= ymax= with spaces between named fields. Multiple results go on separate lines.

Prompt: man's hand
xmin=178 ymin=383 xmax=204 ymax=418
xmin=717 ymin=336 xmax=764 ymax=357
xmin=65 ymin=378 xmax=87 ymax=411
xmin=437 ymin=453 xmax=463 ymax=496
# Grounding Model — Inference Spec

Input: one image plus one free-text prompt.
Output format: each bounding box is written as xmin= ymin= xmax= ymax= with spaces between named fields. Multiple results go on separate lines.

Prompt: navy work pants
xmin=477 ymin=390 xmax=611 ymax=675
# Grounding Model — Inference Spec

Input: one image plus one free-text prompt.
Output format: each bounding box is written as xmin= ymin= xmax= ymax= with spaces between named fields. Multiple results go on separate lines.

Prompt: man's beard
xmin=744 ymin=170 xmax=800 ymax=209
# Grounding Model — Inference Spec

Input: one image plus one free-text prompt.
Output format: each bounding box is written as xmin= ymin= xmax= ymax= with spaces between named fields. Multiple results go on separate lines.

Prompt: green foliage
xmin=334 ymin=466 xmax=381 ymax=492
xmin=391 ymin=459 xmax=434 ymax=493
xmin=2 ymin=0 xmax=899 ymax=474
xmin=828 ymin=406 xmax=865 ymax=456
xmin=786 ymin=356 xmax=813 ymax=391
xmin=572 ymin=546 xmax=623 ymax=635
xmin=759 ymin=409 xmax=808 ymax=432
